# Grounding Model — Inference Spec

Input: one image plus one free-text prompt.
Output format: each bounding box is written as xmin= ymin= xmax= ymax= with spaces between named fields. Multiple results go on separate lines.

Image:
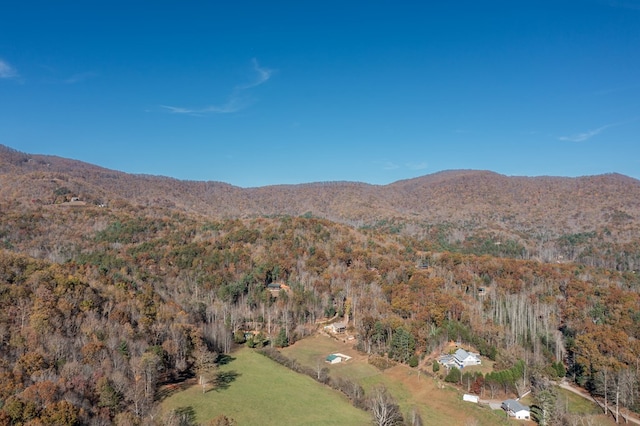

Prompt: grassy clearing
xmin=164 ymin=335 xmax=613 ymax=426
xmin=555 ymin=387 xmax=603 ymax=415
xmin=161 ymin=346 xmax=371 ymax=425
xmin=282 ymin=334 xmax=511 ymax=426
xmin=555 ymin=388 xmax=618 ymax=425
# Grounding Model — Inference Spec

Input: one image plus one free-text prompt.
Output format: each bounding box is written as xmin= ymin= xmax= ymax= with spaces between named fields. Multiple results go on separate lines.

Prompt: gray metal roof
xmin=502 ymin=399 xmax=529 ymax=412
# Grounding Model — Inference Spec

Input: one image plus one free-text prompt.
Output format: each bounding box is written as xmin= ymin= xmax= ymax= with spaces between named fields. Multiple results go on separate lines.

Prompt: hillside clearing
xmin=161 ymin=346 xmax=371 ymax=425
xmin=282 ymin=334 xmax=511 ymax=426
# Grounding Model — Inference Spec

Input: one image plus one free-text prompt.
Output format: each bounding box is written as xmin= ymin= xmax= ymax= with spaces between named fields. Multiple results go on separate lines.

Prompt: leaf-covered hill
xmin=2 ymin=144 xmax=640 ymax=267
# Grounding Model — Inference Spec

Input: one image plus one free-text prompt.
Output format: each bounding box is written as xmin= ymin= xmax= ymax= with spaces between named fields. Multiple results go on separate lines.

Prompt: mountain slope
xmin=2 ymin=144 xmax=640 ymax=261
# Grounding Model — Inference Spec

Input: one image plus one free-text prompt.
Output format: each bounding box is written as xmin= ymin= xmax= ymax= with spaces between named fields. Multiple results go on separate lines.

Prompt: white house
xmin=326 ymin=322 xmax=347 ymax=333
xmin=501 ymin=399 xmax=530 ymax=420
xmin=453 ymin=348 xmax=481 ymax=368
xmin=440 ymin=348 xmax=482 ymax=369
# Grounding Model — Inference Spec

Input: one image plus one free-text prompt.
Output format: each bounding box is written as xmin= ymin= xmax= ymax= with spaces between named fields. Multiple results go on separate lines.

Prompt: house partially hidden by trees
xmin=501 ymin=399 xmax=530 ymax=420
xmin=325 ymin=321 xmax=347 ymax=334
xmin=267 ymin=281 xmax=291 ymax=296
xmin=439 ymin=348 xmax=481 ymax=369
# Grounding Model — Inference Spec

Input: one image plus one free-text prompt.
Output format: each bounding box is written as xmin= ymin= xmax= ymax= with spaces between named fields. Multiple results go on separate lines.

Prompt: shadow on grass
xmin=212 ymin=370 xmax=241 ymax=392
xmin=217 ymin=354 xmax=236 ymax=366
xmin=156 ymin=375 xmax=197 ymax=401
xmin=165 ymin=406 xmax=197 ymax=425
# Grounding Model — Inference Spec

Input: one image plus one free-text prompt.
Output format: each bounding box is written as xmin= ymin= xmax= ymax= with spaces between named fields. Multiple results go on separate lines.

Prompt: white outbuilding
xmin=463 ymin=394 xmax=479 ymax=403
xmin=501 ymin=399 xmax=530 ymax=420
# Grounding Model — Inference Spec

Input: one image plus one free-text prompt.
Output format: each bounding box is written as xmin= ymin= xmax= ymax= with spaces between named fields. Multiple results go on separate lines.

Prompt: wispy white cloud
xmin=160 ymin=105 xmax=197 ymax=115
xmin=406 ymin=162 xmax=428 ymax=170
xmin=64 ymin=72 xmax=97 ymax=84
xmin=161 ymin=96 xmax=247 ymax=116
xmin=237 ymin=58 xmax=273 ymax=89
xmin=162 ymin=59 xmax=273 ymax=116
xmin=558 ymin=123 xmax=616 ymax=142
xmin=0 ymin=59 xmax=18 ymax=79
xmin=382 ymin=162 xmax=400 ymax=170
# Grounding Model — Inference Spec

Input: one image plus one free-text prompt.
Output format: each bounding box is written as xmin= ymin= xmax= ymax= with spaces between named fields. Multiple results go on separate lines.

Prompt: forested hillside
xmin=1 ymin=144 xmax=639 ymax=424
xmin=2 ymin=144 xmax=640 ymax=269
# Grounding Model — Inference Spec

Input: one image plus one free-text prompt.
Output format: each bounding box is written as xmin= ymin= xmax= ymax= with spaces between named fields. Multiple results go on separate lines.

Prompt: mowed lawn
xmin=282 ymin=334 xmax=511 ymax=426
xmin=161 ymin=346 xmax=371 ymax=425
xmin=555 ymin=388 xmax=604 ymax=415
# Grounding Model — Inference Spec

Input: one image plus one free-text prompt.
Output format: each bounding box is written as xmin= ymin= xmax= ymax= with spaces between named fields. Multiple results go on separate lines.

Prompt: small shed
xmin=463 ymin=394 xmax=479 ymax=403
xmin=326 ymin=354 xmax=342 ymax=364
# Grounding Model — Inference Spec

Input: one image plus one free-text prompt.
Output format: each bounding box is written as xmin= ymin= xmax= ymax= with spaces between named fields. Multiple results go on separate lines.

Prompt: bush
xmin=444 ymin=367 xmax=461 ymax=383
xmin=274 ymin=328 xmax=289 ymax=348
xmin=233 ymin=331 xmax=246 ymax=344
xmin=408 ymin=355 xmax=419 ymax=368
xmin=552 ymin=361 xmax=566 ymax=378
xmin=368 ymin=355 xmax=396 ymax=371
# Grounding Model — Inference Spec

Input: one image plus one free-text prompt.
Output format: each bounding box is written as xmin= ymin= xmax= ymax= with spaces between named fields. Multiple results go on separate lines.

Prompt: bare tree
xmin=593 ymin=368 xmax=611 ymax=417
xmin=315 ymin=359 xmax=329 ymax=383
xmin=613 ymin=368 xmax=638 ymax=424
xmin=194 ymin=346 xmax=217 ymax=394
xmin=368 ymin=385 xmax=404 ymax=426
xmin=406 ymin=407 xmax=423 ymax=426
xmin=128 ymin=352 xmax=162 ymax=417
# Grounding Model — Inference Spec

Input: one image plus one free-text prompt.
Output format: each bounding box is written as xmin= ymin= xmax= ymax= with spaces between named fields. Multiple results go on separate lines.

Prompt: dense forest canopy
xmin=1 ymin=145 xmax=639 ymax=424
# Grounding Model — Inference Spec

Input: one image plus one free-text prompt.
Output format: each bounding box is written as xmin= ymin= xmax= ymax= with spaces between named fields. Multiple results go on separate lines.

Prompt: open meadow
xmin=162 ymin=334 xmax=617 ymax=425
xmin=161 ymin=346 xmax=371 ymax=425
xmin=281 ymin=334 xmax=512 ymax=426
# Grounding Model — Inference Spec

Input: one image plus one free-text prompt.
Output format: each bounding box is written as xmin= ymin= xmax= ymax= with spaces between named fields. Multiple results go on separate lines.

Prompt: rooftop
xmin=502 ymin=399 xmax=529 ymax=412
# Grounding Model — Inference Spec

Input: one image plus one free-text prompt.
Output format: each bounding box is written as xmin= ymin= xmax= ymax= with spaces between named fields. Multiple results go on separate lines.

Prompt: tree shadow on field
xmin=213 ymin=370 xmax=241 ymax=391
xmin=156 ymin=374 xmax=197 ymax=401
xmin=216 ymin=354 xmax=236 ymax=366
xmin=166 ymin=406 xmax=197 ymax=425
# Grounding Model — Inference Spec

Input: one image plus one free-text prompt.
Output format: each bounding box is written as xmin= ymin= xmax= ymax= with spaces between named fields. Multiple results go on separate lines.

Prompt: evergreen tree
xmin=389 ymin=327 xmax=415 ymax=363
xmin=444 ymin=367 xmax=461 ymax=384
xmin=530 ymin=386 xmax=558 ymax=426
xmin=275 ymin=327 xmax=289 ymax=348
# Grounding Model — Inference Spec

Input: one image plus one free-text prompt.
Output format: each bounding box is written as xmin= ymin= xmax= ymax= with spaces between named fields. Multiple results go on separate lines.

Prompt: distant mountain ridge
xmin=2 ymin=144 xmax=640 ymax=248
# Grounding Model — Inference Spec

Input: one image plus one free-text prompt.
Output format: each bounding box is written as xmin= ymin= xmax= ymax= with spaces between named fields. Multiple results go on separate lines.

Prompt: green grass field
xmin=281 ymin=334 xmax=511 ymax=426
xmin=163 ymin=334 xmax=615 ymax=426
xmin=161 ymin=346 xmax=371 ymax=425
xmin=555 ymin=387 xmax=603 ymax=415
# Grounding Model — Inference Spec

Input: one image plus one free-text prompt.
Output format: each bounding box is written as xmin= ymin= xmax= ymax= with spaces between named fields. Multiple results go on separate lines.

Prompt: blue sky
xmin=1 ymin=1 xmax=639 ymax=187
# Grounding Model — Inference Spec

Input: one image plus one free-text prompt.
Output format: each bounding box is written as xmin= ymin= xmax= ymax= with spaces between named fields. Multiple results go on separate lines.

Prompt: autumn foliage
xmin=1 ymin=145 xmax=640 ymax=422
